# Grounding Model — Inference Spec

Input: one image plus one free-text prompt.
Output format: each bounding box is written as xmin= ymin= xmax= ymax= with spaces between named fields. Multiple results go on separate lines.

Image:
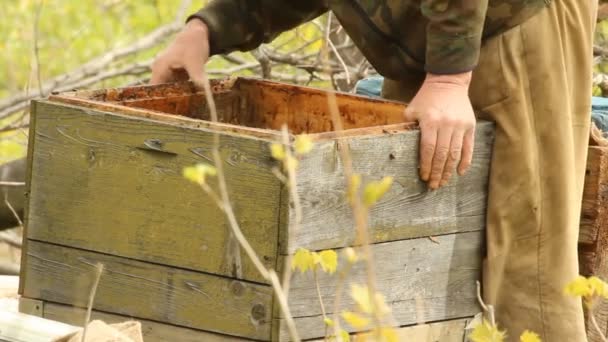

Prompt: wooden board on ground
xmin=20 ymin=298 xmax=252 ymax=342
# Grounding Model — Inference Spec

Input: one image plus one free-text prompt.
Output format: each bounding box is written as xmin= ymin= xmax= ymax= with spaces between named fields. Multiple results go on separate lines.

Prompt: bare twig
xmin=4 ymin=198 xmax=23 ymax=228
xmin=33 ymin=0 xmax=45 ymax=97
xmin=324 ymin=14 xmax=350 ymax=85
xmin=0 ymin=182 xmax=25 ymax=187
xmin=476 ymin=280 xmax=496 ymax=326
xmin=313 ymin=269 xmax=330 ymax=341
xmin=198 ymin=72 xmax=301 ymax=341
xmin=81 ymin=263 xmax=104 ymax=342
xmin=0 ymin=231 xmax=22 ymax=249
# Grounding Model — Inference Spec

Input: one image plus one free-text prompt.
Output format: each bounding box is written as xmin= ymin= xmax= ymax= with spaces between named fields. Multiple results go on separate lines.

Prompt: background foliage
xmin=1 ymin=0 xmax=607 ymax=164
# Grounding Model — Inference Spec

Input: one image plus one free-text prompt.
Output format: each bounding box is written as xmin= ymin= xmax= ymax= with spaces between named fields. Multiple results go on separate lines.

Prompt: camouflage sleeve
xmin=421 ymin=0 xmax=489 ymax=74
xmin=188 ymin=0 xmax=328 ymax=56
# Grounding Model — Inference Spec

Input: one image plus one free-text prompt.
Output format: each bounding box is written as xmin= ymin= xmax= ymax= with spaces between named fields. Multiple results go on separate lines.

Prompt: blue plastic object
xmin=592 ymin=96 xmax=608 ymax=137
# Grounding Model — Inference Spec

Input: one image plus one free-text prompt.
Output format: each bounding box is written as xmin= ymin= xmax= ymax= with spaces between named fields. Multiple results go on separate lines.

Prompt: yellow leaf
xmin=182 ymin=163 xmax=217 ymax=185
xmin=519 ymin=330 xmax=541 ymax=342
xmin=324 ymin=317 xmax=335 ymax=327
xmin=341 ymin=311 xmax=370 ymax=329
xmin=294 ymin=134 xmax=313 ymax=155
xmin=588 ymin=276 xmax=608 ymax=298
xmin=318 ymin=250 xmax=338 ymax=274
xmin=270 ymin=143 xmax=286 ymax=160
xmin=564 ymin=276 xmax=592 ymax=297
xmin=347 ymin=174 xmax=362 ymax=203
xmin=469 ymin=319 xmax=506 ymax=342
xmin=291 ymin=248 xmax=314 ymax=273
xmin=344 ymin=247 xmax=359 ymax=264
xmin=363 ymin=176 xmax=393 ymax=207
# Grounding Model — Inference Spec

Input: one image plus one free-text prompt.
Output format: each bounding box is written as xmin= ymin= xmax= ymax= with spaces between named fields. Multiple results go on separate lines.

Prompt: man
xmin=151 ymin=1 xmax=597 ymax=340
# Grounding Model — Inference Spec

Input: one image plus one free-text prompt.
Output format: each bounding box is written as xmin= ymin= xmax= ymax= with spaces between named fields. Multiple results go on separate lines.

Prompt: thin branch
xmin=313 ymin=269 xmax=331 ymax=341
xmin=4 ymin=198 xmax=23 ymax=228
xmin=33 ymin=0 xmax=45 ymax=97
xmin=0 ymin=231 xmax=22 ymax=249
xmin=81 ymin=263 xmax=104 ymax=342
xmin=476 ymin=280 xmax=496 ymax=326
xmin=0 ymin=182 xmax=25 ymax=187
xmin=198 ymin=71 xmax=302 ymax=341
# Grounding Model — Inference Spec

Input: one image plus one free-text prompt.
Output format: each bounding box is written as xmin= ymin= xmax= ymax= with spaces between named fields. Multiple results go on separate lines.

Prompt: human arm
xmin=150 ymin=0 xmax=327 ymax=85
xmin=406 ymin=0 xmax=488 ymax=189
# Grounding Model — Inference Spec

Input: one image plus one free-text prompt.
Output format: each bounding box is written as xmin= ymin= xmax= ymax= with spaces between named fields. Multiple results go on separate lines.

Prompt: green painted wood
xmin=27 ymin=100 xmax=283 ymax=284
xmin=286 ymin=121 xmax=494 ymax=253
xmin=22 ymin=241 xmax=273 ymax=340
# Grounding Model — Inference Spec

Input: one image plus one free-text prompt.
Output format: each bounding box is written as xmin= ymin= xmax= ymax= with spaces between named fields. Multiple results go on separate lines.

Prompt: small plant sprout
xmin=182 ymin=163 xmax=217 ymax=185
xmin=291 ymin=248 xmax=338 ymax=275
xmin=469 ymin=319 xmax=506 ymax=342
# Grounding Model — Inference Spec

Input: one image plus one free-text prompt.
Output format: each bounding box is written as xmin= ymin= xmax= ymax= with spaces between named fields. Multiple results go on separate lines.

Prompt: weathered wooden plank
xmin=278 ymin=231 xmax=483 ymax=340
xmin=309 ymin=318 xmax=470 ymax=342
xmin=27 ymin=100 xmax=282 ymax=284
xmin=287 ymin=122 xmax=494 ymax=253
xmin=38 ymin=300 xmax=254 ymax=342
xmin=0 ymin=309 xmax=79 ymax=342
xmin=21 ymin=240 xmax=273 ymax=340
xmin=577 ymin=146 xmax=608 ymax=342
xmin=579 ymin=146 xmax=608 ymax=245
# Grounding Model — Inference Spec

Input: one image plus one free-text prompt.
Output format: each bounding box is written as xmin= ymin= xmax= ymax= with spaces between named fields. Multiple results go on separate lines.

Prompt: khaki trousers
xmin=382 ymin=1 xmax=596 ymax=340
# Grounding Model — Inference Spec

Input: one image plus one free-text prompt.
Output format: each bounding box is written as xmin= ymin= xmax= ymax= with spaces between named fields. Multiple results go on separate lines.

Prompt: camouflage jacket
xmin=189 ymin=0 xmax=547 ymax=77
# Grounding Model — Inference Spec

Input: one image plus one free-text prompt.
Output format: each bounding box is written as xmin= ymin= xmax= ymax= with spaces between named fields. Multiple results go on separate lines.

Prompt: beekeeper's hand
xmin=150 ymin=18 xmax=209 ymax=86
xmin=404 ymin=72 xmax=476 ymax=190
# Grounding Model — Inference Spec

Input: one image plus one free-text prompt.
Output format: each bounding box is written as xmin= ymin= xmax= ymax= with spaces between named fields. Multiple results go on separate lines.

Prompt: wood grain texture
xmin=578 ymin=146 xmax=608 ymax=246
xmin=22 ymin=240 xmax=273 ymax=340
xmin=27 ymin=100 xmax=282 ymax=283
xmin=286 ymin=122 xmax=494 ymax=253
xmin=278 ymin=231 xmax=483 ymax=340
xmin=310 ymin=318 xmax=471 ymax=342
xmin=577 ymin=146 xmax=608 ymax=342
xmin=40 ymin=300 xmax=254 ymax=342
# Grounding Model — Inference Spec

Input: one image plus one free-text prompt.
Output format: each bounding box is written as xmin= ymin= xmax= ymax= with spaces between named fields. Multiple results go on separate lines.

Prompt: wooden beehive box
xmin=18 ymin=77 xmax=494 ymax=341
